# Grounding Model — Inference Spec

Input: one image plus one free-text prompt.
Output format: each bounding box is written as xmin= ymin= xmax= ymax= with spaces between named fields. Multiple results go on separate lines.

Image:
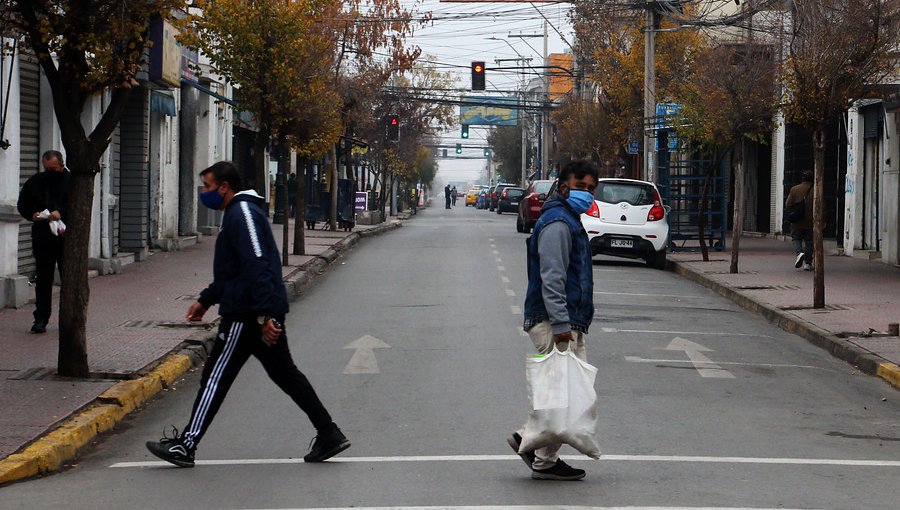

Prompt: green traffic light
xmin=455 ymin=144 xmax=462 ymax=154
xmin=461 ymin=125 xmax=469 ymax=139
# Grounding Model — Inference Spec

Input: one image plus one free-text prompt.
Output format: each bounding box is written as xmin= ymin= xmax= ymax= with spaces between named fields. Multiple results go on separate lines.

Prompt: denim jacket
xmin=523 ymin=196 xmax=594 ymax=333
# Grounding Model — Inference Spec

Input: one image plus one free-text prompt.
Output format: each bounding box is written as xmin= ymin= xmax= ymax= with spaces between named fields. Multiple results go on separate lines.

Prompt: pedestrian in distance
xmin=146 ymin=161 xmax=350 ymax=468
xmin=287 ymin=172 xmax=297 ymax=218
xmin=445 ymin=184 xmax=452 ymax=209
xmin=451 ymin=186 xmax=458 ymax=207
xmin=785 ymin=170 xmax=814 ymax=271
xmin=17 ymin=150 xmax=70 ymax=334
xmin=508 ymin=159 xmax=599 ymax=481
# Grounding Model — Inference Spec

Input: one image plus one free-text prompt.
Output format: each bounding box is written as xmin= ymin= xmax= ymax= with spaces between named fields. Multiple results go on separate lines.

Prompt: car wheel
xmin=647 ymin=248 xmax=667 ymax=270
xmin=516 ymin=217 xmax=524 ymax=233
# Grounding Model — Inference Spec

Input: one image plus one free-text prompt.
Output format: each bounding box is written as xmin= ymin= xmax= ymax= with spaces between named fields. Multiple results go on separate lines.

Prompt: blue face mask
xmin=199 ymin=187 xmax=225 ymax=210
xmin=566 ymin=189 xmax=594 ymax=214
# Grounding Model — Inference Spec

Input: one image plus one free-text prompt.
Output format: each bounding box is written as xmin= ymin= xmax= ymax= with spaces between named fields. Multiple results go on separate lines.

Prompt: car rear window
xmin=506 ymin=189 xmax=525 ymax=199
xmin=595 ymin=182 xmax=655 ymax=206
xmin=534 ymin=181 xmax=553 ymax=194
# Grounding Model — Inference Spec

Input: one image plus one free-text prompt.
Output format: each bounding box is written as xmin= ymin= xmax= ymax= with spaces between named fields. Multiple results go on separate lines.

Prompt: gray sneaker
xmin=804 ymin=263 xmax=813 ymax=271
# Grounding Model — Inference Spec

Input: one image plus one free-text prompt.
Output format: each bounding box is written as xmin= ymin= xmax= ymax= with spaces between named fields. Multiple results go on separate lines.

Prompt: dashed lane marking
xmin=110 ymin=454 xmax=900 ymax=469
xmin=510 ymin=305 xmax=522 ymax=315
xmin=492 ymin=250 xmax=499 ymax=255
xmin=505 ymin=289 xmax=515 ymax=297
xmin=497 ymin=266 xmax=506 ymax=272
xmin=500 ymin=276 xmax=510 ymax=284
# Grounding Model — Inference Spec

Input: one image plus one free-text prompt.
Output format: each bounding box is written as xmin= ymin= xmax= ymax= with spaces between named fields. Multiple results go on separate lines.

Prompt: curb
xmin=669 ymin=260 xmax=900 ymax=391
xmin=0 ymin=219 xmax=403 ymax=486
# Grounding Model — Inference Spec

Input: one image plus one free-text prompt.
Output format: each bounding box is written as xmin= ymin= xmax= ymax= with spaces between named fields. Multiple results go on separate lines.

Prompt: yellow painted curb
xmin=876 ymin=362 xmax=900 ymax=389
xmin=0 ymin=352 xmax=196 ymax=486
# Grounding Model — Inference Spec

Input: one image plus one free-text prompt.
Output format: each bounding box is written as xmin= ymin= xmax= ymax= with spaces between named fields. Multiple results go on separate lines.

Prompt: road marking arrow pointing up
xmin=665 ymin=337 xmax=735 ymax=379
xmin=343 ymin=335 xmax=391 ymax=374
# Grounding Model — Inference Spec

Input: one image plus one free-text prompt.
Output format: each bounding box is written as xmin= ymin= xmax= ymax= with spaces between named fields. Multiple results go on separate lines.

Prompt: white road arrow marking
xmin=343 ymin=335 xmax=391 ymax=374
xmin=665 ymin=337 xmax=735 ymax=379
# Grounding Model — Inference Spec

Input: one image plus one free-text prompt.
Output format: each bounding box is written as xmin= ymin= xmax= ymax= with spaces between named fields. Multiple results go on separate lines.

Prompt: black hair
xmin=199 ymin=161 xmax=245 ymax=191
xmin=557 ymin=159 xmax=599 ymax=185
xmin=42 ymin=150 xmax=64 ymax=165
xmin=801 ymin=170 xmax=813 ymax=183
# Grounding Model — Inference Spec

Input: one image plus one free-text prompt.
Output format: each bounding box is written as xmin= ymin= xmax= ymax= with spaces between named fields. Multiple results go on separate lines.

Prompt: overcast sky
xmin=401 ymin=1 xmax=574 ymax=188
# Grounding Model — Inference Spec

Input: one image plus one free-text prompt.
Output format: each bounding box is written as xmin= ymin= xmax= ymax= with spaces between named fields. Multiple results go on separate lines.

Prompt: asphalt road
xmin=2 ymin=205 xmax=899 ymax=510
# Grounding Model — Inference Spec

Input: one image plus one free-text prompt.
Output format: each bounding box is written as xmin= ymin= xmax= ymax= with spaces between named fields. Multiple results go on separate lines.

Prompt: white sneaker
xmin=795 ymin=253 xmax=805 ymax=268
xmin=803 ymin=263 xmax=813 ymax=271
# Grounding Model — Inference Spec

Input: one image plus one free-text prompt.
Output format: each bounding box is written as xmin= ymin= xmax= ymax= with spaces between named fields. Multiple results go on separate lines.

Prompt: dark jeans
xmin=32 ymin=235 xmax=64 ymax=323
xmin=791 ymin=227 xmax=813 ymax=264
xmin=181 ymin=318 xmax=335 ymax=450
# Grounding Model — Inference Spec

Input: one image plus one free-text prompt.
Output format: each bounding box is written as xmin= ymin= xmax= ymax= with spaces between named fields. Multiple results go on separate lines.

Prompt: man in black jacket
xmin=17 ymin=150 xmax=69 ymax=334
xmin=146 ymin=161 xmax=350 ymax=467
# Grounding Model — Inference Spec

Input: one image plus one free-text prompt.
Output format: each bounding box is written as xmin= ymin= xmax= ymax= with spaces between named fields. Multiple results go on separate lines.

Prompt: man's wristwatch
xmin=257 ymin=316 xmax=281 ymax=328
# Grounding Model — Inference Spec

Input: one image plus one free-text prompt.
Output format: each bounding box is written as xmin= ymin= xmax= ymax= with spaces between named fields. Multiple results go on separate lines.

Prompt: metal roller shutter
xmin=17 ymin=50 xmax=40 ymax=276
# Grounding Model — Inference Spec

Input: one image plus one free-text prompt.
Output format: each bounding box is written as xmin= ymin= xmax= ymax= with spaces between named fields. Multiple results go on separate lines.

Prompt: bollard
xmin=889 ymin=323 xmax=899 ymax=336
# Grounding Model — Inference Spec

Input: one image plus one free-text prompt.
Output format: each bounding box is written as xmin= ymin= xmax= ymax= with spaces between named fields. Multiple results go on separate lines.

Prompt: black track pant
xmin=181 ymin=318 xmax=335 ymax=450
xmin=32 ymin=235 xmax=64 ymax=323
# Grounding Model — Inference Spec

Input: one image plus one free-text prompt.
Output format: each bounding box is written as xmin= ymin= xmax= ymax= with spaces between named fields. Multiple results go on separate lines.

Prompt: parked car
xmin=580 ymin=178 xmax=670 ymax=269
xmin=476 ymin=187 xmax=490 ymax=209
xmin=497 ymin=187 xmax=525 ymax=214
xmin=516 ymin=179 xmax=555 ymax=233
xmin=489 ymin=183 xmax=515 ymax=211
xmin=465 ymin=188 xmax=480 ymax=206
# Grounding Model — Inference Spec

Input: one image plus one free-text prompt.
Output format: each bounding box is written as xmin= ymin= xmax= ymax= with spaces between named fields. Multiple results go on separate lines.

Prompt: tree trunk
xmin=730 ymin=141 xmax=745 ymax=274
xmin=253 ymin=133 xmax=269 ymax=203
xmin=329 ymin=144 xmax=338 ymax=231
xmin=812 ymin=127 xmax=826 ymax=308
xmin=57 ymin=163 xmax=96 ymax=377
xmin=293 ymin=157 xmax=307 ymax=255
xmin=279 ymin=135 xmax=289 ymax=266
xmin=697 ymin=160 xmax=715 ymax=262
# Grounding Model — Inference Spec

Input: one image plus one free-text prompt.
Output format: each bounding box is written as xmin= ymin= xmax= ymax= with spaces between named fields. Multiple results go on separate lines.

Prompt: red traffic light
xmin=390 ymin=117 xmax=398 ymax=125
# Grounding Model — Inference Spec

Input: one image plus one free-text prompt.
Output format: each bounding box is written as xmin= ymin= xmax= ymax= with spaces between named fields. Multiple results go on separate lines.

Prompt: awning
xmin=181 ymin=78 xmax=238 ymax=107
xmin=150 ymin=91 xmax=177 ymax=116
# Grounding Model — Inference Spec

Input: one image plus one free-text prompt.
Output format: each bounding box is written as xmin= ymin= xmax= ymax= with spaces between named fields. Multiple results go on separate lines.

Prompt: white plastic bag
xmin=519 ymin=345 xmax=601 ymax=459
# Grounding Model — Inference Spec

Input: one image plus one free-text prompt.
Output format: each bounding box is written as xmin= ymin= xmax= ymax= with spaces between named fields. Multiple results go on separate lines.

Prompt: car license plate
xmin=510 ymin=202 xmax=518 ymax=206
xmin=610 ymin=239 xmax=633 ymax=248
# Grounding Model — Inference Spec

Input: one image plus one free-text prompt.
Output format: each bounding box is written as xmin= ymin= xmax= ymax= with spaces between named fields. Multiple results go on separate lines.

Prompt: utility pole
xmin=644 ymin=3 xmax=657 ymax=183
xmin=541 ymin=20 xmax=550 ymax=180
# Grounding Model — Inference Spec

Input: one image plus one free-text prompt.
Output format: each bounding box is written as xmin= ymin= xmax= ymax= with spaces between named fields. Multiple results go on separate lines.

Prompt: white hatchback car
xmin=580 ymin=178 xmax=670 ymax=269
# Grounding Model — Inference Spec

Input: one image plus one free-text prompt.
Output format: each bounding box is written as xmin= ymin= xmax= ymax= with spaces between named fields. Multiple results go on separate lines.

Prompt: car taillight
xmin=647 ymin=189 xmax=665 ymax=221
xmin=587 ymin=201 xmax=600 ymax=218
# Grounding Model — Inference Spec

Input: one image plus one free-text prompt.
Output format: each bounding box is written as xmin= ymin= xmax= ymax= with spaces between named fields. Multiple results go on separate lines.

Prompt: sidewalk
xmin=669 ymin=236 xmax=900 ymax=390
xmin=0 ymin=214 xmax=404 ymax=484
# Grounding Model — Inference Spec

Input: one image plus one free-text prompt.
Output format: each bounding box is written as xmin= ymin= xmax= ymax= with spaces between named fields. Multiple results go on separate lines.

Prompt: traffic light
xmin=461 ymin=125 xmax=469 ymax=139
xmin=483 ymin=148 xmax=491 ymax=157
xmin=455 ymin=143 xmax=462 ymax=154
xmin=386 ymin=114 xmax=399 ymax=141
xmin=471 ymin=61 xmax=485 ymax=91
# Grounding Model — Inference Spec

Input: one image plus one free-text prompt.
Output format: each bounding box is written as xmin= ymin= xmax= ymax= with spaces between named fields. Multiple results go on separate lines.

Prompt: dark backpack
xmin=785 ymin=185 xmax=811 ymax=223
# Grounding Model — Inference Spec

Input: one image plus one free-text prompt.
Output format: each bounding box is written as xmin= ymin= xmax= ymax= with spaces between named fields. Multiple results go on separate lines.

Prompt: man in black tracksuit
xmin=17 ymin=151 xmax=69 ymax=333
xmin=146 ymin=161 xmax=350 ymax=467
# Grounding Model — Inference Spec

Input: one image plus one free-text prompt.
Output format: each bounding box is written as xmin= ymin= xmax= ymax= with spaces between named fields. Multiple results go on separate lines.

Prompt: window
xmin=595 ymin=182 xmax=655 ymax=206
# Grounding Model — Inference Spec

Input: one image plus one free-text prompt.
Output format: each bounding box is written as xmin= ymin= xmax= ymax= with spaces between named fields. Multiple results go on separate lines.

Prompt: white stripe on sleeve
xmin=239 ymin=201 xmax=263 ymax=257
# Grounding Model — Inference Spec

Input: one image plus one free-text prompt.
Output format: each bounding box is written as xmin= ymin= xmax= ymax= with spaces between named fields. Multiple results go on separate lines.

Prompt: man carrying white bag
xmin=508 ymin=160 xmax=601 ymax=481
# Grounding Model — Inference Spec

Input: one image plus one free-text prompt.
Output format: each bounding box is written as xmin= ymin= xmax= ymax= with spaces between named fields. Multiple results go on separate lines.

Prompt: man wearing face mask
xmin=508 ymin=159 xmax=599 ymax=481
xmin=17 ymin=150 xmax=70 ymax=334
xmin=146 ymin=161 xmax=350 ymax=468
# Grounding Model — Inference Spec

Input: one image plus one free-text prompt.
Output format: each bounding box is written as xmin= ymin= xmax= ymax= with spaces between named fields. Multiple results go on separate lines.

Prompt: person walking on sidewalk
xmin=146 ymin=161 xmax=350 ymax=468
xmin=786 ymin=170 xmax=814 ymax=271
xmin=507 ymin=159 xmax=599 ymax=481
xmin=451 ymin=186 xmax=458 ymax=206
xmin=445 ymin=184 xmax=452 ymax=209
xmin=16 ymin=150 xmax=70 ymax=334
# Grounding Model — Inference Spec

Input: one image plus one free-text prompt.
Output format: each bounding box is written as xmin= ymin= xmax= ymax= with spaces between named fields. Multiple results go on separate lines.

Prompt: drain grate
xmin=9 ymin=367 xmax=56 ymax=380
xmin=121 ymin=320 xmax=209 ymax=329
xmin=121 ymin=320 xmax=157 ymax=328
xmin=736 ymin=284 xmax=801 ymax=291
xmin=780 ymin=304 xmax=853 ymax=311
xmin=175 ymin=294 xmax=198 ymax=301
xmin=705 ymin=270 xmax=759 ymax=275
